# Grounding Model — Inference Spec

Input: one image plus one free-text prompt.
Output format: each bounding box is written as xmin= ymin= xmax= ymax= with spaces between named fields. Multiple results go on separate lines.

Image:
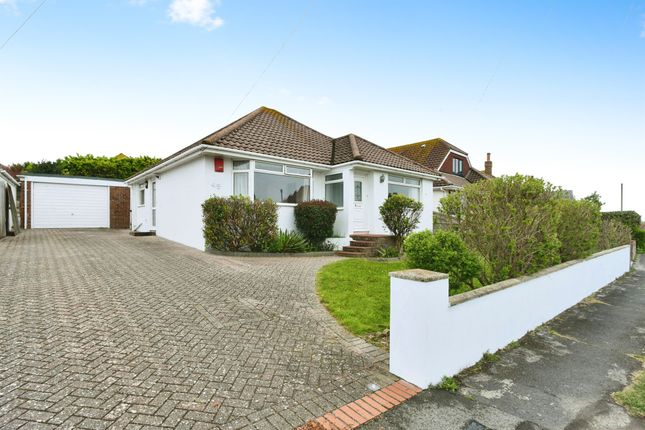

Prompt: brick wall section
xmin=110 ymin=186 xmax=130 ymax=229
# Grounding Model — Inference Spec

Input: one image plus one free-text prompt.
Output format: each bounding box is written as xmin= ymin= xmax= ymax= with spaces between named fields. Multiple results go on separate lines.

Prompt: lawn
xmin=613 ymin=356 xmax=645 ymax=417
xmin=316 ymin=259 xmax=407 ymax=338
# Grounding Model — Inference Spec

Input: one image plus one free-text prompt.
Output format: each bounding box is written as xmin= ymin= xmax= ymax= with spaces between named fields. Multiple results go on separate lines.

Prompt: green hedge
xmin=404 ymin=230 xmax=486 ymax=293
xmin=635 ymin=229 xmax=645 ymax=253
xmin=601 ymin=211 xmax=642 ymax=233
xmin=202 ymin=196 xmax=277 ymax=252
xmin=294 ymin=200 xmax=337 ymax=246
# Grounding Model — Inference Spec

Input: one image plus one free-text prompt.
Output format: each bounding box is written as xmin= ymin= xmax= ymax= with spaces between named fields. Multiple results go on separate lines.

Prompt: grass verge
xmin=613 ymin=355 xmax=645 ymax=417
xmin=316 ymin=259 xmax=407 ymax=345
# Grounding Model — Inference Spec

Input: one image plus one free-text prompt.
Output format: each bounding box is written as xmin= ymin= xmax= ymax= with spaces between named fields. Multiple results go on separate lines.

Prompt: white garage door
xmin=32 ymin=182 xmax=109 ymax=228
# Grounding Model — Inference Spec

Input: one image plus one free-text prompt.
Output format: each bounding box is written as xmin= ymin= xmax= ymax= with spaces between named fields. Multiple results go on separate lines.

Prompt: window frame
xmin=452 ymin=158 xmax=464 ymax=175
xmin=387 ymin=174 xmax=422 ymax=201
xmin=324 ymin=173 xmax=344 ymax=209
xmin=248 ymin=160 xmax=312 ymax=206
xmin=138 ymin=186 xmax=145 ymax=207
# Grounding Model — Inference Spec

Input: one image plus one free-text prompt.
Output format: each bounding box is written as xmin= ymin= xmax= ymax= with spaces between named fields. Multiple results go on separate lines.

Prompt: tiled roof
xmin=388 ymin=138 xmax=468 ymax=170
xmin=466 ymin=168 xmax=492 ymax=183
xmin=131 ymin=107 xmax=439 ymax=179
xmin=0 ymin=164 xmax=19 ymax=183
xmin=434 ymin=172 xmax=472 ymax=188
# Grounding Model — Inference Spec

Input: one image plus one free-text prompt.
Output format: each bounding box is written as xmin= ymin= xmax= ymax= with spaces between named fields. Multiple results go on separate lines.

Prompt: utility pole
xmin=620 ymin=183 xmax=623 ymax=211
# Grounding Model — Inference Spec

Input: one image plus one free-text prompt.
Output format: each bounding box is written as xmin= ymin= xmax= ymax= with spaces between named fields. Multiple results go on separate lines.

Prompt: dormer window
xmin=452 ymin=158 xmax=464 ymax=175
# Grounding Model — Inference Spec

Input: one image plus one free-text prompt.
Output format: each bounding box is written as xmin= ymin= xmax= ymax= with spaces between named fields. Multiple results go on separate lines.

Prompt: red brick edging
xmin=297 ymin=380 xmax=422 ymax=430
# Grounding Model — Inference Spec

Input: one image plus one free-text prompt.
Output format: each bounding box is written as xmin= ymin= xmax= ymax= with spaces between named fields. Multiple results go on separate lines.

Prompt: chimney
xmin=484 ymin=153 xmax=493 ymax=176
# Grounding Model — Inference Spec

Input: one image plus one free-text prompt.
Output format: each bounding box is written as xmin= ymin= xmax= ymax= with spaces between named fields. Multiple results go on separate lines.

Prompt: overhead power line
xmin=229 ymin=0 xmax=316 ymax=118
xmin=0 ymin=0 xmax=49 ymax=52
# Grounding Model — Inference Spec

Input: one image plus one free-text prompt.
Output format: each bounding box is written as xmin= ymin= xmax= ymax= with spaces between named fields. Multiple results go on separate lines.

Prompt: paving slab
xmin=0 ymin=230 xmax=396 ymax=429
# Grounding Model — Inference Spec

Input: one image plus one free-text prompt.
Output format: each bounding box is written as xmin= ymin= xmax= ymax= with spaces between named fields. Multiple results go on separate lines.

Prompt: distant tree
xmin=18 ymin=154 xmax=160 ymax=180
xmin=583 ymin=191 xmax=603 ymax=209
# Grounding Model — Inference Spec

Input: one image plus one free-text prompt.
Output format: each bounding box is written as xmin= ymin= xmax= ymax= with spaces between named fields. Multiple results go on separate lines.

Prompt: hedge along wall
xmin=389 ymin=245 xmax=631 ymax=388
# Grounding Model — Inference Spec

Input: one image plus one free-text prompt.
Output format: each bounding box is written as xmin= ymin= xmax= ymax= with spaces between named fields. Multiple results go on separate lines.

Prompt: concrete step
xmin=342 ymin=245 xmax=373 ymax=253
xmin=350 ymin=240 xmax=377 ymax=247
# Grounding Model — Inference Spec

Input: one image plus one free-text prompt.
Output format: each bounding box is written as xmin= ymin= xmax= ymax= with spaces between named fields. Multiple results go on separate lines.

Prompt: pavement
xmin=0 ymin=229 xmax=395 ymax=430
xmin=362 ymin=254 xmax=645 ymax=430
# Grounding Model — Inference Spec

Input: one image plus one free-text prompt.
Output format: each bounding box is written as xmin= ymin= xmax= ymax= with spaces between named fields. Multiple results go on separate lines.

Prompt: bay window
xmin=252 ymin=161 xmax=311 ymax=204
xmin=388 ymin=175 xmax=421 ymax=200
xmin=233 ymin=160 xmax=249 ymax=196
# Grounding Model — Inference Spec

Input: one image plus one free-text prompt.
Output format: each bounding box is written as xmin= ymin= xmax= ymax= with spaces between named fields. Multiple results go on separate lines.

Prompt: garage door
xmin=32 ymin=182 xmax=109 ymax=228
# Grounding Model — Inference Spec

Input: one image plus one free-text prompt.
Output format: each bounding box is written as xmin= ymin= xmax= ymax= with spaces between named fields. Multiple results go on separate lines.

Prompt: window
xmin=325 ymin=173 xmax=343 ymax=207
xmin=254 ymin=172 xmax=309 ymax=203
xmin=138 ymin=188 xmax=145 ymax=206
xmin=233 ymin=160 xmax=250 ymax=196
xmin=252 ymin=162 xmax=311 ymax=204
xmin=452 ymin=158 xmax=464 ymax=175
xmin=388 ymin=175 xmax=421 ymax=200
xmin=151 ymin=182 xmax=157 ymax=227
xmin=354 ymin=181 xmax=362 ymax=202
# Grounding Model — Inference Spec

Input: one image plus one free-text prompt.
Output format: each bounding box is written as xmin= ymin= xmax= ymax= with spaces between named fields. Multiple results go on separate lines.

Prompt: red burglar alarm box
xmin=214 ymin=158 xmax=224 ymax=172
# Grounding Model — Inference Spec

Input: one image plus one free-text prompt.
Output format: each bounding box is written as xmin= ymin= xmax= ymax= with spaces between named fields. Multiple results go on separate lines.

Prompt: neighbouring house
xmin=0 ymin=164 xmax=20 ymax=238
xmin=19 ymin=174 xmax=130 ymax=229
xmin=126 ymin=107 xmax=441 ymax=251
xmin=389 ymin=138 xmax=493 ymax=212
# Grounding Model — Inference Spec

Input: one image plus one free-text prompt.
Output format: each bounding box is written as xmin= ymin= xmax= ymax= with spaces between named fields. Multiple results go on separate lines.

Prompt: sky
xmin=1 ymin=0 xmax=644 ymax=215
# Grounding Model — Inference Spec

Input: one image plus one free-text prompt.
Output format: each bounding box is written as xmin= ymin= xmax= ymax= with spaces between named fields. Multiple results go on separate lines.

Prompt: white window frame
xmin=324 ymin=173 xmax=344 ymax=209
xmin=151 ymin=181 xmax=157 ymax=228
xmin=235 ymin=160 xmax=313 ymax=206
xmin=452 ymin=158 xmax=464 ymax=175
xmin=233 ymin=160 xmax=250 ymax=197
xmin=138 ymin=185 xmax=145 ymax=207
xmin=388 ymin=174 xmax=421 ymax=201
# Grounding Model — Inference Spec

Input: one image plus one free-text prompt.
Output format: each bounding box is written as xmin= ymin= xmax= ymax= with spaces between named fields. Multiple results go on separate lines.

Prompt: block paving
xmin=0 ymin=230 xmax=398 ymax=429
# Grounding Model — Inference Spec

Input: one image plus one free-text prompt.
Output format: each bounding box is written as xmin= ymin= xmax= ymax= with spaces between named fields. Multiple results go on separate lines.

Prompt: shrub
xmin=557 ymin=198 xmax=601 ymax=261
xmin=404 ymin=230 xmax=485 ymax=292
xmin=268 ymin=230 xmax=308 ymax=253
xmin=379 ymin=194 xmax=424 ymax=252
xmin=598 ymin=219 xmax=632 ymax=251
xmin=602 ymin=211 xmax=642 ymax=233
xmin=440 ymin=174 xmax=561 ymax=283
xmin=635 ymin=229 xmax=645 ymax=253
xmin=376 ymin=246 xmax=400 ymax=258
xmin=202 ymin=196 xmax=278 ymax=252
xmin=294 ymin=200 xmax=337 ymax=246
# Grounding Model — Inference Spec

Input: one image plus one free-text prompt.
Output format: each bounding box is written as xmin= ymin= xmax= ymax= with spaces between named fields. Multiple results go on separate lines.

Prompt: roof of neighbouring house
xmin=0 ymin=164 xmax=20 ymax=185
xmin=388 ymin=138 xmax=469 ymax=170
xmin=130 ymin=107 xmax=439 ymax=180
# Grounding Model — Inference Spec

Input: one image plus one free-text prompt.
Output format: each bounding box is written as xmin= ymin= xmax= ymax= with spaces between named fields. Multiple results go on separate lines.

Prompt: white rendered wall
xmin=433 ymin=189 xmax=447 ymax=213
xmin=390 ymin=245 xmax=631 ymax=388
xmin=155 ymin=157 xmax=208 ymax=250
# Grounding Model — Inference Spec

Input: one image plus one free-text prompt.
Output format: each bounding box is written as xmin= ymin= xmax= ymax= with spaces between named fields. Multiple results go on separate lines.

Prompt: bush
xmin=440 ymin=174 xmax=561 ymax=283
xmin=598 ymin=219 xmax=632 ymax=251
xmin=294 ymin=200 xmax=337 ymax=246
xmin=557 ymin=199 xmax=601 ymax=261
xmin=602 ymin=211 xmax=642 ymax=233
xmin=202 ymin=196 xmax=278 ymax=252
xmin=268 ymin=230 xmax=308 ymax=253
xmin=404 ymin=230 xmax=486 ymax=292
xmin=379 ymin=194 xmax=424 ymax=252
xmin=635 ymin=229 xmax=645 ymax=253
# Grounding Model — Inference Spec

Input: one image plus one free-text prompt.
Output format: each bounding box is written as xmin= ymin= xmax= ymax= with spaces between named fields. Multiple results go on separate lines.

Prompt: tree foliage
xmin=557 ymin=198 xmax=601 ymax=261
xmin=379 ymin=194 xmax=423 ymax=252
xmin=13 ymin=154 xmax=160 ymax=180
xmin=440 ymin=174 xmax=562 ymax=283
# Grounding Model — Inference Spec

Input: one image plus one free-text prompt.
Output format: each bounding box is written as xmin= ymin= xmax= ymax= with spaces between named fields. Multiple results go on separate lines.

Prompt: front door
xmin=353 ymin=173 xmax=367 ymax=232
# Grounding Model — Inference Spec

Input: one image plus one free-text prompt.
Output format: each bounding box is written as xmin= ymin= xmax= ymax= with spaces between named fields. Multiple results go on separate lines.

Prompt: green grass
xmin=316 ymin=259 xmax=407 ymax=335
xmin=435 ymin=376 xmax=460 ymax=392
xmin=613 ymin=355 xmax=645 ymax=417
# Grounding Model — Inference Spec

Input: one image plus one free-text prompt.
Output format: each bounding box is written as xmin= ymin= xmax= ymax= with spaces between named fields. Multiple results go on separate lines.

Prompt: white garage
xmin=20 ymin=174 xmax=131 ymax=229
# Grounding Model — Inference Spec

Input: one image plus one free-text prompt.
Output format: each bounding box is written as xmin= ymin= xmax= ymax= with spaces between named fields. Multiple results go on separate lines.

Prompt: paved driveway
xmin=0 ymin=230 xmax=394 ymax=429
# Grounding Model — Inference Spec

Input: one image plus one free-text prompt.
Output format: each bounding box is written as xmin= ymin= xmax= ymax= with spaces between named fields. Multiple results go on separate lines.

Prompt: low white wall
xmin=390 ymin=245 xmax=632 ymax=388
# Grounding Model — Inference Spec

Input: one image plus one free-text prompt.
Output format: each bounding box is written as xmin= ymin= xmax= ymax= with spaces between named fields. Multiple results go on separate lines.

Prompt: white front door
xmin=352 ymin=173 xmax=368 ymax=232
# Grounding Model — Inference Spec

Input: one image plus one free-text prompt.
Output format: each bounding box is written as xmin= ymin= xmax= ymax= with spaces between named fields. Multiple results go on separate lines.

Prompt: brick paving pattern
xmin=0 ymin=230 xmax=396 ymax=429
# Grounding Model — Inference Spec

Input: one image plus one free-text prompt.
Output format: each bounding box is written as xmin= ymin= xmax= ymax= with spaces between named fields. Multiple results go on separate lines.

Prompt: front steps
xmin=336 ymin=233 xmax=396 ymax=257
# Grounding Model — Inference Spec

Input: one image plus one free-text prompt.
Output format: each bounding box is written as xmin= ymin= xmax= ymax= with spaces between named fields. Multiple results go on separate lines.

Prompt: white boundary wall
xmin=390 ymin=245 xmax=632 ymax=388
